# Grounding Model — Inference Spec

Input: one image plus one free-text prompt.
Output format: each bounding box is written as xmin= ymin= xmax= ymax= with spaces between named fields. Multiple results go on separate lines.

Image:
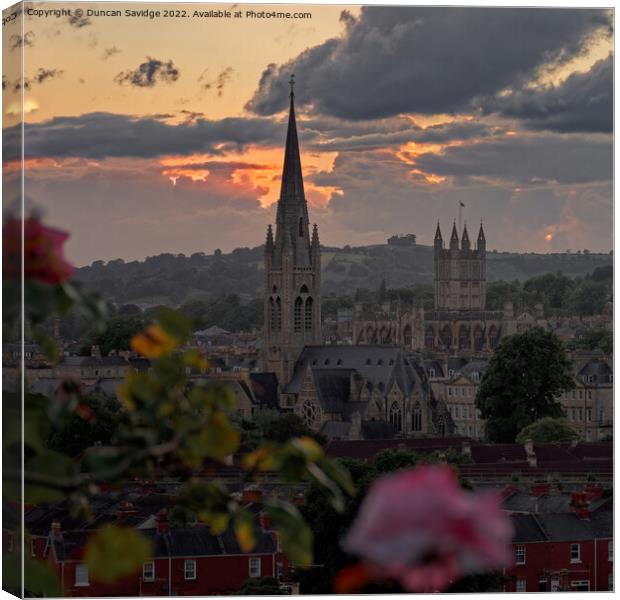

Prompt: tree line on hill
xmin=74 ymin=244 xmax=611 ymax=307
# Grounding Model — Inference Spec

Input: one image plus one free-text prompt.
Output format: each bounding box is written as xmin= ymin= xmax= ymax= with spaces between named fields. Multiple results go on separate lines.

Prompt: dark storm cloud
xmin=413 ymin=133 xmax=612 ymax=185
xmin=482 ymin=55 xmax=613 ymax=133
xmin=5 ymin=112 xmax=282 ymax=161
xmin=246 ymin=7 xmax=611 ymax=120
xmin=114 ymin=57 xmax=180 ymax=87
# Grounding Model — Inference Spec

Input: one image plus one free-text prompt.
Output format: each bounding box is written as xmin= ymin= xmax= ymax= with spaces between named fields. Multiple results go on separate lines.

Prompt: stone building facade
xmin=263 ymin=79 xmax=322 ymax=386
xmin=280 ymin=346 xmax=454 ymax=440
xmin=354 ymin=223 xmax=557 ymax=352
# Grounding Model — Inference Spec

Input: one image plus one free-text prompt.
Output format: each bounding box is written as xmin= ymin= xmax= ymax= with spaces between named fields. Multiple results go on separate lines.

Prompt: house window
xmin=249 ymin=558 xmax=261 ymax=578
xmin=448 ymin=369 xmax=454 ymax=377
xmin=75 ymin=564 xmax=89 ymax=587
xmin=448 ymin=387 xmax=452 ymax=397
xmin=515 ymin=545 xmax=525 ymax=564
xmin=587 ymin=408 xmax=592 ymax=422
xmin=428 ymin=368 xmax=435 ymax=378
xmin=570 ymin=580 xmax=589 ymax=591
xmin=570 ymin=543 xmax=581 ymax=563
xmin=516 ymin=579 xmax=526 ymax=592
xmin=184 ymin=559 xmax=196 ymax=580
xmin=609 ymin=541 xmax=613 ymax=561
xmin=538 ymin=578 xmax=547 ymax=592
xmin=143 ymin=562 xmax=155 ymax=582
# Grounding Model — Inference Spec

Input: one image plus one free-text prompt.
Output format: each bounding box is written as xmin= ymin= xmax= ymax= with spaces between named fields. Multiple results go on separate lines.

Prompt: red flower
xmin=342 ymin=465 xmax=513 ymax=592
xmin=3 ymin=217 xmax=74 ymax=284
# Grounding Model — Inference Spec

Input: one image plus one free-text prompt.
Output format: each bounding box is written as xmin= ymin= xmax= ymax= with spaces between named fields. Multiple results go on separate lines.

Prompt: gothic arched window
xmin=412 ymin=402 xmax=422 ymax=432
xmin=269 ymin=297 xmax=276 ymax=331
xmin=403 ymin=325 xmax=413 ymax=348
xmin=300 ymin=284 xmax=309 ymax=294
xmin=304 ymin=297 xmax=313 ymax=331
xmin=389 ymin=402 xmax=402 ymax=433
xmin=458 ymin=325 xmax=470 ymax=350
xmin=474 ymin=325 xmax=484 ymax=351
xmin=294 ymin=297 xmax=303 ymax=332
xmin=425 ymin=326 xmax=435 ymax=349
xmin=275 ymin=297 xmax=282 ymax=331
xmin=440 ymin=325 xmax=452 ymax=349
xmin=302 ymin=399 xmax=321 ymax=427
xmin=299 ymin=217 xmax=304 ymax=237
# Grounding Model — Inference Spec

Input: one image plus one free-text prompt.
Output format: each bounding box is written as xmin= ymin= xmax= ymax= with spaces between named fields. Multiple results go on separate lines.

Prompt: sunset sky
xmin=2 ymin=3 xmax=613 ymax=265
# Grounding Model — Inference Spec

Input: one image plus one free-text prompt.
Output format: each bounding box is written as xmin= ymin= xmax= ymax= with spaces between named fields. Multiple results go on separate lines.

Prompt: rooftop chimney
xmin=156 ymin=509 xmax=170 ymax=533
xmin=242 ymin=485 xmax=264 ymax=505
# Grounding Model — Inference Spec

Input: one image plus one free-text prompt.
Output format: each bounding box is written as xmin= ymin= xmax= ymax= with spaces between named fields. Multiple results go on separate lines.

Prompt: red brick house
xmin=506 ymin=501 xmax=613 ymax=592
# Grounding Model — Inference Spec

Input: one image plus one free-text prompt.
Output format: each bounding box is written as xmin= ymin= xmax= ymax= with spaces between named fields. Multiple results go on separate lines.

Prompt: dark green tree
xmin=476 ymin=328 xmax=575 ymax=442
xmin=236 ymin=577 xmax=284 ymax=595
xmin=46 ymin=392 xmax=124 ymax=457
xmin=516 ymin=417 xmax=579 ymax=444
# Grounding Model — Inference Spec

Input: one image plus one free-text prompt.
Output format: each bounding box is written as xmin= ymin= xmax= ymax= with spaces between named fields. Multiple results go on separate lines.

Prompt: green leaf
xmin=157 ymin=307 xmax=192 ymax=342
xmin=199 ymin=411 xmax=240 ymax=460
xmin=25 ymin=451 xmax=78 ymax=503
xmin=266 ymin=500 xmax=313 ymax=568
xmin=85 ymin=525 xmax=152 ymax=584
xmin=2 ymin=550 xmax=63 ymax=597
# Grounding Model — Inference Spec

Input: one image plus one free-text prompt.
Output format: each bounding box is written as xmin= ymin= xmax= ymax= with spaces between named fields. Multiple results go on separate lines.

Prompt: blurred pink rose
xmin=342 ymin=465 xmax=513 ymax=592
xmin=3 ymin=216 xmax=74 ymax=284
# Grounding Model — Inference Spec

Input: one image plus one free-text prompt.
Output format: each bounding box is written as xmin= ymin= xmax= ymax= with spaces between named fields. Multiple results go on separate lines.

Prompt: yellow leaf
xmin=130 ymin=324 xmax=179 ymax=359
xmin=235 ymin=512 xmax=257 ymax=553
xmin=84 ymin=525 xmax=152 ymax=584
xmin=243 ymin=446 xmax=278 ymax=472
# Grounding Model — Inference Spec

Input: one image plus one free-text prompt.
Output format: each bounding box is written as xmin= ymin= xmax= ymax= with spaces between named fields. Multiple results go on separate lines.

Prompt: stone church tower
xmin=434 ymin=221 xmax=486 ymax=311
xmin=263 ymin=77 xmax=321 ymax=386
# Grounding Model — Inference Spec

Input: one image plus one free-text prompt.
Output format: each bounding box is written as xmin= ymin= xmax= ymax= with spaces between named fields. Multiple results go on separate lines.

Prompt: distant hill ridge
xmin=75 ymin=243 xmax=612 ymax=307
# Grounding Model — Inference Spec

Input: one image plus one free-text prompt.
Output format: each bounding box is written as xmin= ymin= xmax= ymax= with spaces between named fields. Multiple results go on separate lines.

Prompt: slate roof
xmin=511 ymin=509 xmax=613 ymax=543
xmin=60 ymin=356 xmax=129 ymax=367
xmin=503 ymin=493 xmax=608 ymax=515
xmin=286 ymin=345 xmax=425 ymax=398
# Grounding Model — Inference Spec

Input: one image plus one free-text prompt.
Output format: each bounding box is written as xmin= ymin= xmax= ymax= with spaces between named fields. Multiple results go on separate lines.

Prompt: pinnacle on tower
xmin=311 ymin=223 xmax=320 ymax=249
xmin=461 ymin=223 xmax=470 ymax=250
xmin=450 ymin=220 xmax=459 ymax=250
xmin=265 ymin=224 xmax=274 ymax=251
xmin=434 ymin=221 xmax=443 ymax=250
xmin=477 ymin=221 xmax=486 ymax=251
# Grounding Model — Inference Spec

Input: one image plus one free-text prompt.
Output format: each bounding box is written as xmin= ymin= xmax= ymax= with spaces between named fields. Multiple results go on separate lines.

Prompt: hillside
xmin=75 ymin=244 xmax=613 ymax=308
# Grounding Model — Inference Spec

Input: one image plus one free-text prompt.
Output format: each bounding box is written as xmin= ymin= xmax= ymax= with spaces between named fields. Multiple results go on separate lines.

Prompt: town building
xmin=21 ymin=489 xmax=290 ymax=597
xmin=280 ymin=345 xmax=454 ymax=439
xmin=263 ymin=76 xmax=322 ymax=386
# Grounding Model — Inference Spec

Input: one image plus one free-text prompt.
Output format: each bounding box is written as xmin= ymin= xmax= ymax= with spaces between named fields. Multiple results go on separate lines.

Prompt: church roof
xmin=285 ymin=345 xmax=425 ymax=399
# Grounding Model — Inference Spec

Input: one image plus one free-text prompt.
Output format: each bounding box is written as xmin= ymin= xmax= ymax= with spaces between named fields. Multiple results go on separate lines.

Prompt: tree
xmin=91 ymin=314 xmax=148 ymax=355
xmin=476 ymin=328 xmax=575 ymax=442
xmin=46 ymin=392 xmax=124 ymax=457
xmin=516 ymin=417 xmax=579 ymax=444
xmin=236 ymin=410 xmax=326 ymax=448
xmin=237 ymin=577 xmax=283 ymax=595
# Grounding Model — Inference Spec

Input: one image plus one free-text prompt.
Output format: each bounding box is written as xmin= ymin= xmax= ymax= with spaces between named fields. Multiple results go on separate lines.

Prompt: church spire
xmin=277 ymin=73 xmax=306 ymax=216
